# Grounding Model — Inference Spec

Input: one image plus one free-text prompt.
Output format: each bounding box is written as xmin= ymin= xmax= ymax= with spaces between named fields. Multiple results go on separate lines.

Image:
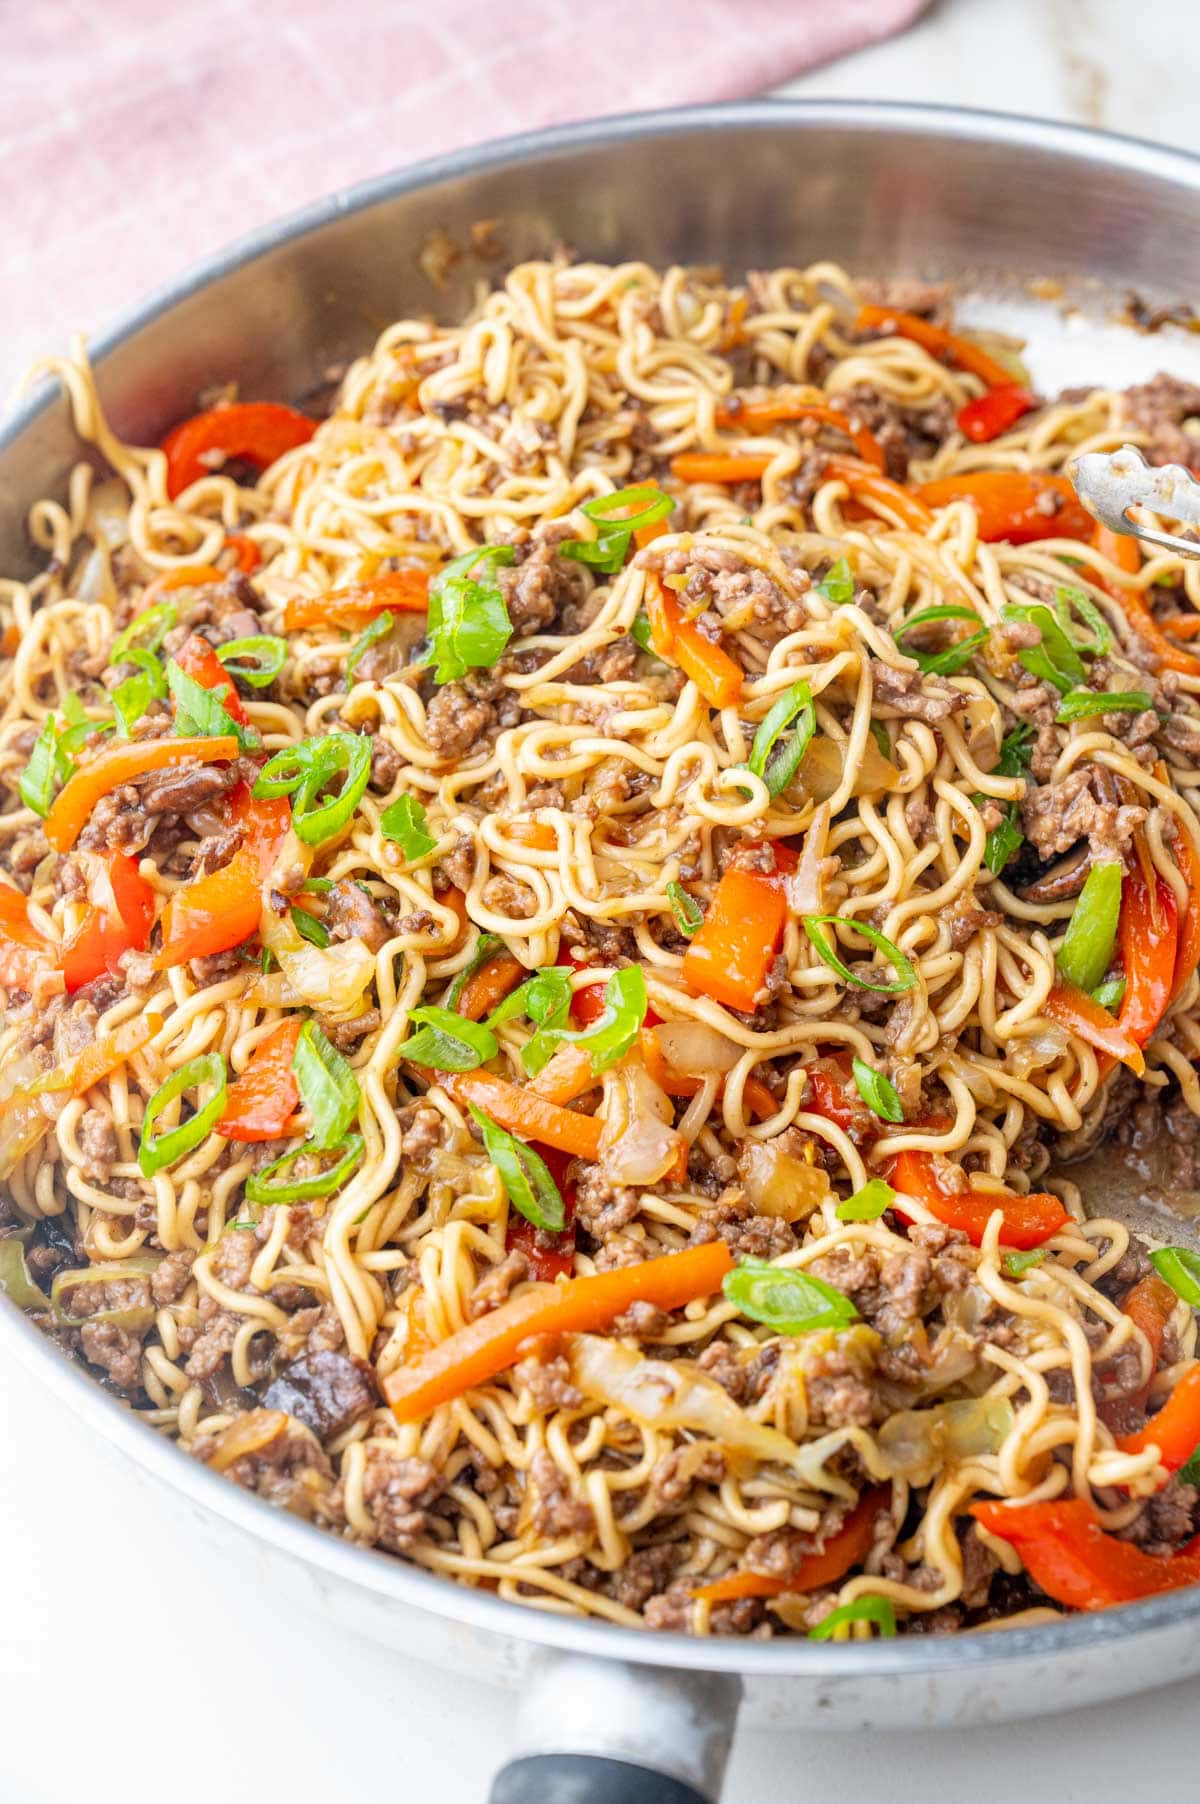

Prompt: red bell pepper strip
xmin=713 ymin=395 xmax=886 ymax=470
xmin=823 ymin=457 xmax=935 ymax=532
xmin=555 ymin=946 xmax=661 ymax=1030
xmin=282 ymin=569 xmax=431 ymax=630
xmin=855 ymin=304 xmax=1016 ymax=389
xmin=384 ymin=1241 xmax=734 ymax=1423
xmin=889 ymin=1148 xmax=1070 ymax=1249
xmin=223 ymin=534 xmax=262 ymax=575
xmin=61 ymin=852 xmax=156 ymax=993
xmin=1170 ymin=831 xmax=1200 ymax=1005
xmin=1091 ymin=524 xmax=1200 ymax=676
xmin=955 ymin=385 xmax=1036 ymax=443
xmin=217 ymin=1017 xmax=304 ymax=1142
xmin=155 ymin=788 xmax=290 ymax=969
xmin=682 ymin=866 xmax=787 ymax=1014
xmin=645 ymin=576 xmax=744 ymax=709
xmin=971 ymin=1495 xmax=1200 ymax=1610
xmin=172 ymin=632 xmax=250 ymax=728
xmin=0 ymin=882 xmax=54 ymax=992
xmin=505 ymin=1142 xmax=577 ymax=1281
xmin=1117 ymin=870 xmax=1178 ymax=1048
xmin=162 ymin=402 xmax=316 ymax=500
xmin=1118 ymin=1365 xmax=1200 ymax=1472
xmin=692 ymin=1486 xmax=889 ymax=1603
xmin=1044 ymin=978 xmax=1145 ymax=1076
xmin=915 ymin=472 xmax=1094 ymax=543
xmin=45 ymin=736 xmax=240 ymax=853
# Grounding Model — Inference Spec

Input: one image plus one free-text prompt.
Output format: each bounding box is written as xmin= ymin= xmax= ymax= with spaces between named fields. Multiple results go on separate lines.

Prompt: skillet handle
xmin=488 ymin=1651 xmax=740 ymax=1804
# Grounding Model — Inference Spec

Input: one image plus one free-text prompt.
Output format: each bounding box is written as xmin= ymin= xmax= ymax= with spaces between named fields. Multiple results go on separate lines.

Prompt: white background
xmin=4 ymin=1 xmax=1199 ymax=1798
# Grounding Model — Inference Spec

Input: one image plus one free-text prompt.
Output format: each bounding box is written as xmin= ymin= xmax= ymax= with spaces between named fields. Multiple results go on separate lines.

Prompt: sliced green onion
xmin=254 ymin=733 xmax=372 ymax=845
xmin=19 ymin=715 xmax=70 ymax=817
xmin=744 ymin=680 xmax=815 ymax=797
xmin=973 ymin=724 xmax=1033 ymax=876
xmin=808 ymin=1597 xmax=897 ymax=1641
xmin=217 ymin=635 xmax=287 ymax=688
xmin=292 ymin=905 xmax=330 ymax=946
xmin=1055 ymin=688 xmax=1154 ymax=723
xmin=291 ymin=1019 xmax=360 ymax=1149
xmin=245 ymin=1133 xmax=364 ymax=1204
xmin=560 ymin=485 xmax=674 ymax=575
xmin=1003 ymin=603 xmax=1086 ymax=694
xmin=380 ymin=792 xmax=436 ymax=859
xmin=803 ymin=915 xmax=917 ymax=995
xmin=851 ymin=1058 xmax=904 ymax=1123
xmin=836 ymin=1178 xmax=896 ymax=1223
xmin=425 ymin=545 xmax=515 ymax=685
xmin=723 ymin=1257 xmax=858 ymax=1334
xmin=1056 ymin=860 xmax=1122 ymax=993
xmin=1150 ymin=1246 xmax=1200 ymax=1309
xmin=557 ymin=965 xmax=647 ymax=1076
xmin=870 ymin=721 xmax=891 ymax=758
xmin=445 ymin=933 xmax=507 ymax=1011
xmin=667 ymin=880 xmax=703 ymax=938
xmin=816 ymin=556 xmax=855 ymax=605
xmin=166 ymin=658 xmax=259 ymax=750
xmin=630 ymin=610 xmax=653 ymax=651
xmin=1092 ymin=975 xmax=1126 ymax=1012
xmin=1178 ymin=1443 xmax=1200 ymax=1485
xmin=895 ymin=604 xmax=989 ymax=678
xmin=487 ymin=965 xmax=572 ymax=1076
xmin=111 ymin=601 xmax=178 ymax=663
xmin=346 ymin=611 xmax=395 ymax=680
xmin=1054 ymin=585 xmax=1111 ymax=656
xmin=983 ymin=811 xmax=1024 ymax=877
xmin=469 ymin=1104 xmax=565 ymax=1233
xmin=138 ymin=1053 xmax=227 ymax=1177
xmin=0 ymin=1236 xmax=49 ymax=1312
xmin=1003 ymin=1247 xmax=1048 ymax=1278
xmin=112 ymin=649 xmax=167 ymax=737
xmin=403 ymin=1004 xmax=499 ymax=1072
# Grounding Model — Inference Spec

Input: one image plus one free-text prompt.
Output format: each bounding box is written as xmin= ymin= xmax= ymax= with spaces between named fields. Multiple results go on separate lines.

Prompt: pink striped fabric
xmin=1 ymin=0 xmax=928 ymax=401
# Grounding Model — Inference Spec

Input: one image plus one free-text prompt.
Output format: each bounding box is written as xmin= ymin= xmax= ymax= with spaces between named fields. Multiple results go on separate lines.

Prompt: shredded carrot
xmin=45 ymin=736 xmax=240 ymax=853
xmin=383 ymin=1241 xmax=733 ymax=1423
xmin=457 ymin=953 xmax=526 ymax=1023
xmin=682 ymin=867 xmax=787 ymax=1014
xmin=442 ymin=1069 xmax=602 ymax=1160
xmin=823 ymin=457 xmax=935 ymax=532
xmin=1045 ymin=979 xmax=1146 ymax=1076
xmin=692 ymin=1486 xmax=889 ymax=1603
xmin=669 ymin=453 xmax=772 ymax=485
xmin=529 ymin=1043 xmax=597 ymax=1107
xmin=505 ymin=820 xmax=558 ymax=852
xmin=283 ymin=568 xmax=431 ymax=630
xmin=856 ymin=304 xmax=1015 ymax=389
xmin=714 ymin=395 xmax=886 ymax=471
xmin=644 ymin=575 xmax=743 ymax=710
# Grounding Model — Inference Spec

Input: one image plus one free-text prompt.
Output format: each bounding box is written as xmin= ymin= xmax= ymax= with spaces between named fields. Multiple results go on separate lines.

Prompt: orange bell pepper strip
xmin=714 ymin=395 xmax=886 ymax=470
xmin=45 ymin=736 xmax=240 ymax=853
xmin=682 ymin=866 xmax=787 ymax=1014
xmin=971 ymin=1495 xmax=1200 ymax=1610
xmin=641 ymin=1026 xmax=778 ymax=1121
xmin=155 ymin=788 xmax=291 ymax=969
xmin=855 ymin=304 xmax=1016 ymax=389
xmin=669 ymin=452 xmax=773 ymax=485
xmin=1044 ymin=978 xmax=1146 ymax=1076
xmin=915 ymin=472 xmax=1094 ymax=543
xmin=634 ymin=481 xmax=672 ymax=551
xmin=383 ymin=1240 xmax=733 ymax=1423
xmin=442 ymin=1069 xmax=603 ymax=1161
xmin=217 ymin=1017 xmax=304 ymax=1142
xmin=1090 ymin=523 xmax=1200 ymax=676
xmin=1117 ymin=1364 xmax=1200 ymax=1472
xmin=889 ymin=1148 xmax=1070 ymax=1250
xmin=223 ymin=533 xmax=262 ymax=575
xmin=822 ymin=457 xmax=935 ymax=532
xmin=138 ymin=565 xmax=226 ymax=610
xmin=162 ymin=401 xmax=316 ymax=500
xmin=456 ymin=952 xmax=526 ymax=1023
xmin=692 ymin=1486 xmax=889 ymax=1603
xmin=955 ymin=385 xmax=1036 ymax=443
xmin=282 ymin=568 xmax=431 ymax=630
xmin=172 ymin=631 xmax=250 ymax=728
xmin=1169 ymin=828 xmax=1200 ymax=1005
xmin=0 ymin=882 xmax=54 ymax=992
xmin=644 ymin=575 xmax=744 ymax=709
xmin=61 ymin=852 xmax=156 ymax=994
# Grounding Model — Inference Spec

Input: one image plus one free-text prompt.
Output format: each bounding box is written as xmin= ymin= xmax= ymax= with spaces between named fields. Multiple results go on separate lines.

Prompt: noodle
xmin=3 ymin=259 xmax=1200 ymax=1637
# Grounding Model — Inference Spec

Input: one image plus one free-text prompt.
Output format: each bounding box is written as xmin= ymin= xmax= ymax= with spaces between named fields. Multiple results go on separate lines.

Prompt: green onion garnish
xmin=560 ymin=485 xmax=675 ymax=575
xmin=667 ymin=880 xmax=703 ymax=938
xmin=1054 ymin=585 xmax=1111 ymax=656
xmin=973 ymin=723 xmax=1033 ymax=876
xmin=20 ymin=715 xmax=71 ymax=817
xmin=380 ymin=792 xmax=436 ymax=860
xmin=112 ymin=649 xmax=167 ymax=737
xmin=1003 ymin=1247 xmax=1048 ymax=1278
xmin=292 ymin=1020 xmax=360 ymax=1149
xmin=851 ymin=1058 xmax=904 ymax=1123
xmin=803 ymin=915 xmax=917 ymax=995
xmin=111 ymin=601 xmax=178 ymax=663
xmin=836 ymin=1178 xmax=896 ymax=1222
xmin=138 ymin=1053 xmax=228 ymax=1178
xmin=1056 ymin=860 xmax=1122 ymax=994
xmin=346 ymin=611 xmax=395 ymax=680
xmin=486 ymin=965 xmax=573 ymax=1076
xmin=743 ymin=679 xmax=815 ymax=797
xmin=469 ymin=1105 xmax=565 ymax=1233
xmin=245 ymin=1134 xmax=365 ymax=1204
xmin=894 ymin=604 xmax=989 ymax=678
xmin=253 ymin=733 xmax=373 ymax=845
xmin=1055 ymin=688 xmax=1154 ymax=723
xmin=425 ymin=545 xmax=516 ymax=685
xmin=1003 ymin=602 xmax=1086 ymax=695
xmin=166 ymin=658 xmax=259 ymax=750
xmin=403 ymin=1005 xmax=499 ymax=1072
xmin=808 ymin=1597 xmax=897 ymax=1641
xmin=723 ymin=1257 xmax=858 ymax=1334
xmin=630 ymin=609 xmax=653 ymax=651
xmin=217 ymin=635 xmax=287 ymax=688
xmin=816 ymin=556 xmax=855 ymax=605
xmin=291 ymin=906 xmax=330 ymax=947
xmin=1150 ymin=1246 xmax=1200 ymax=1308
xmin=445 ymin=933 xmax=507 ymax=1011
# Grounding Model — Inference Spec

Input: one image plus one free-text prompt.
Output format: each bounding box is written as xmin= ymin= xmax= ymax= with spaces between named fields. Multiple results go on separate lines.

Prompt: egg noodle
xmin=4 ymin=258 xmax=1200 ymax=1638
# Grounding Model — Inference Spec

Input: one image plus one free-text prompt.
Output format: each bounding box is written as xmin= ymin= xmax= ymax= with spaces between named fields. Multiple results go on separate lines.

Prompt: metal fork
xmin=1072 ymin=443 xmax=1200 ymax=558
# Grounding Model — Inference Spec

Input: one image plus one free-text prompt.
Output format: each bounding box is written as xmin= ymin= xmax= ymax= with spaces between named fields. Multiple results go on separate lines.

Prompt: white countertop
xmin=5 ymin=1 xmax=1199 ymax=1798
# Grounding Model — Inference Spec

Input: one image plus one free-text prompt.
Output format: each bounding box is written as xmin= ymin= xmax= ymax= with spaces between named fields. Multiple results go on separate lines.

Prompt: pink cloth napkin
xmin=1 ymin=0 xmax=927 ymax=405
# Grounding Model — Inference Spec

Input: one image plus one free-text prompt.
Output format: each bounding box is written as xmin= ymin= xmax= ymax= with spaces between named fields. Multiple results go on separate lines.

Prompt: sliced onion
xmin=876 ymin=1395 xmax=1014 ymax=1485
xmin=784 ymin=802 xmax=831 ymax=916
xmin=739 ymin=1137 xmax=832 ymax=1221
xmin=89 ymin=478 xmax=134 ymax=549
xmin=72 ymin=543 xmax=117 ymax=610
xmin=51 ymin=1255 xmax=161 ymax=1328
xmin=1007 ymin=1023 xmax=1070 ymax=1078
xmin=202 ymin=1408 xmax=289 ymax=1472
xmin=599 ymin=1059 xmax=686 ymax=1188
xmin=259 ymin=840 xmax=375 ymax=1022
xmin=653 ymin=1021 xmax=741 ymax=1078
xmin=799 ymin=735 xmax=897 ymax=804
xmin=569 ymin=1334 xmax=802 ymax=1468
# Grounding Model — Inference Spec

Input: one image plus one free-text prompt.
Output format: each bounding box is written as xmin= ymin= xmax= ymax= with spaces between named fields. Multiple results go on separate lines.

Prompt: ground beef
xmin=959 ymin=1524 xmax=1000 ymax=1608
xmin=611 ymin=1299 xmax=670 ymax=1340
xmin=325 ymin=878 xmax=392 ymax=951
xmin=513 ymin=1350 xmax=582 ymax=1411
xmin=809 ymin=1235 xmax=971 ymax=1342
xmin=1122 ymin=1476 xmax=1199 ymax=1553
xmin=830 ymin=384 xmax=956 ymax=481
xmin=1120 ymin=374 xmax=1200 ymax=468
xmin=317 ymin=1009 xmax=382 ymax=1051
xmin=649 ymin=542 xmax=803 ymax=641
xmin=608 ymin=1542 xmax=682 ymax=1612
xmin=192 ymin=823 xmax=245 ymax=877
xmin=150 ymin=1248 xmax=196 ymax=1305
xmin=688 ymin=1186 xmax=796 ymax=1260
xmin=644 ymin=1576 xmax=765 ymax=1637
xmin=1007 ymin=675 xmax=1060 ymax=781
xmin=263 ymin=1349 xmax=378 ymax=1441
xmin=76 ymin=1108 xmax=118 ymax=1184
xmin=525 ymin=1449 xmax=595 ymax=1538
xmin=423 ymin=670 xmax=519 ymax=760
xmin=180 ymin=1296 xmax=241 ymax=1381
xmin=804 ymin=1346 xmax=877 ymax=1427
xmin=369 ymin=736 xmax=404 ymax=794
xmin=945 ymin=893 xmax=1002 ymax=949
xmin=696 ymin=1338 xmax=780 ymax=1406
xmin=361 ymin=1447 xmax=446 ymax=1551
xmin=1161 ymin=710 xmax=1200 ymax=759
xmin=497 ymin=536 xmax=580 ymax=633
xmin=564 ymin=638 xmax=640 ymax=685
xmin=649 ymin=1444 xmax=726 ymax=1506
xmin=469 ymin=1248 xmax=529 ymax=1315
xmin=76 ymin=759 xmax=243 ymax=855
xmin=573 ymin=1166 xmax=641 ymax=1239
xmin=196 ymin=1412 xmax=341 ymax=1523
xmin=481 ymin=870 xmax=537 ymax=919
xmin=1021 ymin=764 xmax=1146 ymax=864
xmin=396 ymin=1100 xmax=444 ymax=1169
xmin=872 ymin=658 xmax=968 ymax=722
xmin=63 ymin=1271 xmax=152 ymax=1390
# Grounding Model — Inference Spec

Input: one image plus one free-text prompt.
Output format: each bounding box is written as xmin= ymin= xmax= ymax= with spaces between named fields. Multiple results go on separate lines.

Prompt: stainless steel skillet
xmin=4 ymin=101 xmax=1200 ymax=1804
